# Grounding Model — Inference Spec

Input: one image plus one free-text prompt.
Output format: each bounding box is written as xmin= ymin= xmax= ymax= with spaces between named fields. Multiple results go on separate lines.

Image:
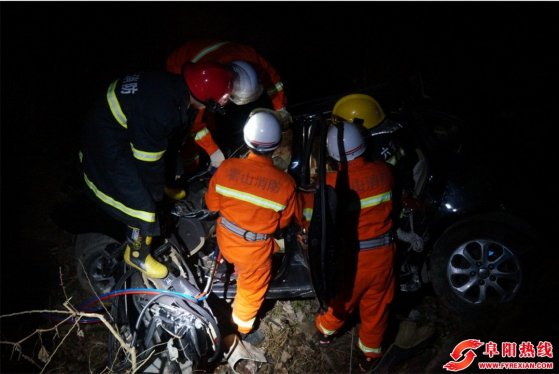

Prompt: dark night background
xmin=1 ymin=2 xmax=559 ymax=372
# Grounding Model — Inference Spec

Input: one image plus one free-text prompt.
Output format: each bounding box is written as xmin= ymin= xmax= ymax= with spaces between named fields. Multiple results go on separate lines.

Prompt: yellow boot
xmin=124 ymin=234 xmax=168 ymax=279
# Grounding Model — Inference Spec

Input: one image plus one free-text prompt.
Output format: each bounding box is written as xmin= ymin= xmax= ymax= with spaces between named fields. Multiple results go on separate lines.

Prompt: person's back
xmin=80 ymin=64 xmax=235 ymax=279
xmin=205 ymin=109 xmax=297 ymax=337
xmin=211 ymin=155 xmax=296 ymax=234
xmin=81 ymin=71 xmax=191 ymax=235
xmin=167 ymin=40 xmax=261 ymax=68
xmin=166 ymin=39 xmax=285 ymax=110
xmin=165 ymin=39 xmax=291 ymax=172
xmin=326 ymin=158 xmax=393 ymax=240
xmin=315 ymin=121 xmax=396 ymax=373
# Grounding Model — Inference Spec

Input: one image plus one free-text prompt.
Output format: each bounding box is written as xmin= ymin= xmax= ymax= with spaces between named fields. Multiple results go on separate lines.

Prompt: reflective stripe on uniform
xmin=267 ymin=81 xmax=284 ymax=96
xmin=360 ymin=191 xmax=392 ymax=209
xmin=303 ymin=208 xmax=313 ymax=222
xmin=130 ymin=143 xmax=165 ymax=162
xmin=358 ymin=338 xmax=382 ymax=354
xmin=318 ymin=322 xmax=336 ymax=336
xmin=194 ymin=127 xmax=210 ymax=141
xmin=216 ymin=184 xmax=285 ymax=212
xmin=107 ymin=80 xmax=128 ymax=129
xmin=106 ymin=80 xmax=165 ymax=163
xmin=359 ymin=232 xmax=394 ymax=250
xmin=83 ymin=173 xmax=156 ymax=223
xmin=232 ymin=311 xmax=255 ymax=329
xmin=192 ymin=41 xmax=230 ymax=62
xmin=221 ymin=217 xmax=270 ymax=241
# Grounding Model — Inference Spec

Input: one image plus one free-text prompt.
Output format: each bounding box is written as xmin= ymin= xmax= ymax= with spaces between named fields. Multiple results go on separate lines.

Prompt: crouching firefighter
xmin=79 ymin=63 xmax=235 ymax=279
xmin=205 ymin=109 xmax=298 ymax=337
xmin=166 ymin=39 xmax=292 ymax=172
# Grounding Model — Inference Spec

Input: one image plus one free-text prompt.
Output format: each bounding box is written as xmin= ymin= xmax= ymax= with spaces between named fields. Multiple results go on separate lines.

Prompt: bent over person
xmin=166 ymin=39 xmax=291 ymax=169
xmin=80 ymin=63 xmax=235 ymax=279
xmin=314 ymin=121 xmax=396 ymax=372
xmin=205 ymin=109 xmax=297 ymax=336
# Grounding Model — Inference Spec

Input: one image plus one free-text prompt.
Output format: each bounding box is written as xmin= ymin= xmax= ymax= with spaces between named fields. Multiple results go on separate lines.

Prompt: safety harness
xmin=220 ymin=217 xmax=270 ymax=242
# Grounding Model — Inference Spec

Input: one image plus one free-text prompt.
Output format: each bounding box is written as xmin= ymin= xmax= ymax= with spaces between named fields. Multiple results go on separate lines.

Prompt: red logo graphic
xmin=443 ymin=339 xmax=484 ymax=372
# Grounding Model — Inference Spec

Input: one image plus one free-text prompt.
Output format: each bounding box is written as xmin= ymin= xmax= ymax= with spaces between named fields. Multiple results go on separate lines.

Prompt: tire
xmin=429 ymin=219 xmax=533 ymax=318
xmin=75 ymin=232 xmax=122 ymax=296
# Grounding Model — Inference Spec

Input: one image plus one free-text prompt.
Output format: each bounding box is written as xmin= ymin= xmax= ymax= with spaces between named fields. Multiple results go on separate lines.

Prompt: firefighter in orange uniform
xmin=205 ymin=109 xmax=298 ymax=336
xmin=314 ymin=121 xmax=396 ymax=372
xmin=166 ymin=39 xmax=291 ymax=171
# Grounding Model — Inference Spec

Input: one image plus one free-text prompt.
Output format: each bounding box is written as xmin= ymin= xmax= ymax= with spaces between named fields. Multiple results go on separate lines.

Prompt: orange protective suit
xmin=315 ymin=156 xmax=396 ymax=358
xmin=166 ymin=40 xmax=287 ymax=160
xmin=205 ymin=152 xmax=297 ymax=334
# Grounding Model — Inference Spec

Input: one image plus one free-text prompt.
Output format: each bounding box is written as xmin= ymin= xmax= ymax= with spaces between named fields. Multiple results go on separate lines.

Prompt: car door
xmin=289 ymin=112 xmax=341 ymax=310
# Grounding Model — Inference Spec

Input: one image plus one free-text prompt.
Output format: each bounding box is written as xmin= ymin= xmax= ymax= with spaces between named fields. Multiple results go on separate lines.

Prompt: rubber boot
xmin=124 ymin=232 xmax=168 ymax=279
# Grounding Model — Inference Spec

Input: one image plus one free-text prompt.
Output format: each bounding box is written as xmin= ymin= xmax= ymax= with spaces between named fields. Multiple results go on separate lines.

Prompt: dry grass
xmin=256 ymin=299 xmax=355 ymax=374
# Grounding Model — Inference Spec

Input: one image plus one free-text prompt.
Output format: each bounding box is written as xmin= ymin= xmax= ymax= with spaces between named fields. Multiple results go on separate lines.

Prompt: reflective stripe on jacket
xmin=205 ymin=152 xmax=297 ymax=334
xmin=316 ymin=155 xmax=396 ymax=358
xmin=166 ymin=39 xmax=287 ymax=157
xmin=206 ymin=152 xmax=297 ymax=235
xmin=166 ymin=39 xmax=286 ymax=110
xmin=80 ymin=71 xmax=190 ymax=235
xmin=326 ymin=157 xmax=394 ymax=240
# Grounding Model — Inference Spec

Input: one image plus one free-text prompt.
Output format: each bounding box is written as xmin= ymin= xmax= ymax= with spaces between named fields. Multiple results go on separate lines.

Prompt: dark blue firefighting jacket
xmin=80 ymin=71 xmax=191 ymax=236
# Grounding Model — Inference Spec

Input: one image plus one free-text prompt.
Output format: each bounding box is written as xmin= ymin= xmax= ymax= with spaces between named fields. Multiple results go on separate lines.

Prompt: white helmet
xmin=326 ymin=121 xmax=366 ymax=161
xmin=230 ymin=60 xmax=264 ymax=105
xmin=243 ymin=108 xmax=282 ymax=152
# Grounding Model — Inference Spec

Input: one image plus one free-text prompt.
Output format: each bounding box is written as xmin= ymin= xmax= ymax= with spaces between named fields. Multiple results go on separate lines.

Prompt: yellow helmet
xmin=332 ymin=94 xmax=386 ymax=129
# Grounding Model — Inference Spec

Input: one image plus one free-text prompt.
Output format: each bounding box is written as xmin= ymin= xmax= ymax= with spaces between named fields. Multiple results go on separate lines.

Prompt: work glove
xmin=276 ymin=107 xmax=292 ymax=130
xmin=164 ymin=186 xmax=187 ymax=201
xmin=209 ymin=149 xmax=225 ymax=168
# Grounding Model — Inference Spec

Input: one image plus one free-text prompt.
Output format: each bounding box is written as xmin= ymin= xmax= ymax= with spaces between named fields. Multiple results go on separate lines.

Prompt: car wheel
xmin=429 ymin=219 xmax=532 ymax=317
xmin=75 ymin=232 xmax=122 ymax=295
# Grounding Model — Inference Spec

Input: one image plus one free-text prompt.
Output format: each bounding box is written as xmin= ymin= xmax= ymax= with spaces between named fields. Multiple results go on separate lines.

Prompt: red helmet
xmin=183 ymin=61 xmax=234 ymax=110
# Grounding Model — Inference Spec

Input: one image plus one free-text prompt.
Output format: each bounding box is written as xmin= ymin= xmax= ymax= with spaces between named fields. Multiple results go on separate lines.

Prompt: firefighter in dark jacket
xmin=80 ymin=62 xmax=235 ymax=279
